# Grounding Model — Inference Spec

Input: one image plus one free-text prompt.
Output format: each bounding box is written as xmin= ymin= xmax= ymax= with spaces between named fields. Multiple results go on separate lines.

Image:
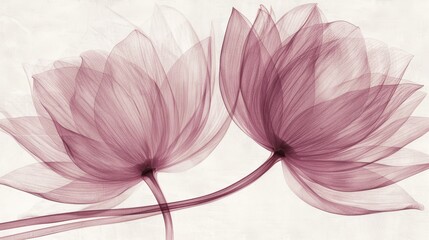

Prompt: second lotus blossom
xmin=0 ymin=3 xmax=428 ymax=240
xmin=220 ymin=4 xmax=429 ymax=214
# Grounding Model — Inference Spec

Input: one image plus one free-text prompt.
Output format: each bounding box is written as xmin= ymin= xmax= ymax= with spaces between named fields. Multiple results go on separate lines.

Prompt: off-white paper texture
xmin=1 ymin=0 xmax=429 ymax=239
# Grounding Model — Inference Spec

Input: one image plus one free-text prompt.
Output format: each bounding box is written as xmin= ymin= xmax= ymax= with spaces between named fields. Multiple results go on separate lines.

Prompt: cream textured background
xmin=1 ymin=0 xmax=429 ymax=239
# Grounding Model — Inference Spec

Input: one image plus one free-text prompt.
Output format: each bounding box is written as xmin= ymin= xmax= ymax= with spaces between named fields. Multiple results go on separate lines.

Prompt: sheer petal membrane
xmin=0 ymin=7 xmax=230 ymax=212
xmin=220 ymin=4 xmax=429 ymax=214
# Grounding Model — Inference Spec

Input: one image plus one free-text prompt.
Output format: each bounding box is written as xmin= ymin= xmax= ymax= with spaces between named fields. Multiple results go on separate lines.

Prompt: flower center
xmin=141 ymin=167 xmax=154 ymax=177
xmin=138 ymin=162 xmax=154 ymax=177
xmin=274 ymin=143 xmax=294 ymax=157
xmin=274 ymin=149 xmax=286 ymax=157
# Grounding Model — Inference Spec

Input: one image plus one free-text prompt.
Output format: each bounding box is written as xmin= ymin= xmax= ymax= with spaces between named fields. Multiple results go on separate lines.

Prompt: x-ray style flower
xmin=220 ymin=4 xmax=429 ymax=214
xmin=0 ymin=7 xmax=229 ymax=240
xmin=0 ymin=3 xmax=428 ymax=240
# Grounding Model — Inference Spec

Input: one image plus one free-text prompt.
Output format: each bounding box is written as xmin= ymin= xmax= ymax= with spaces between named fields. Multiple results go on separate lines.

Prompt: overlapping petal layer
xmin=0 ymin=9 xmax=230 ymax=205
xmin=220 ymin=4 xmax=429 ymax=214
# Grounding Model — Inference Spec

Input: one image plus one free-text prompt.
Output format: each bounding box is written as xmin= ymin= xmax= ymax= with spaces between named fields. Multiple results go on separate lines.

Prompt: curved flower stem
xmin=0 ymin=213 xmax=158 ymax=240
xmin=142 ymin=171 xmax=174 ymax=240
xmin=0 ymin=154 xmax=280 ymax=239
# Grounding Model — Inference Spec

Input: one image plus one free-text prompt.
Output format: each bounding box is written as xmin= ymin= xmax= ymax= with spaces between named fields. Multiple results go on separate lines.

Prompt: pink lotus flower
xmin=220 ymin=4 xmax=429 ymax=215
xmin=0 ymin=8 xmax=229 ymax=239
xmin=1 ymin=4 xmax=429 ymax=239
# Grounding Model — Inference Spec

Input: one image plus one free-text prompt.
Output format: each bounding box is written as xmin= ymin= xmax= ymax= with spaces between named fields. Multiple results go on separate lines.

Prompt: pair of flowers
xmin=1 ymin=4 xmax=429 ymax=239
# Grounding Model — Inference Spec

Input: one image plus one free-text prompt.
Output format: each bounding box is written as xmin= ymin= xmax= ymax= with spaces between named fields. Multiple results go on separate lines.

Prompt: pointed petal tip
xmin=131 ymin=29 xmax=143 ymax=35
xmin=229 ymin=8 xmax=244 ymax=23
xmin=259 ymin=4 xmax=269 ymax=13
xmin=306 ymin=3 xmax=319 ymax=8
xmin=415 ymin=202 xmax=424 ymax=211
xmin=295 ymin=3 xmax=319 ymax=12
xmin=229 ymin=8 xmax=249 ymax=25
